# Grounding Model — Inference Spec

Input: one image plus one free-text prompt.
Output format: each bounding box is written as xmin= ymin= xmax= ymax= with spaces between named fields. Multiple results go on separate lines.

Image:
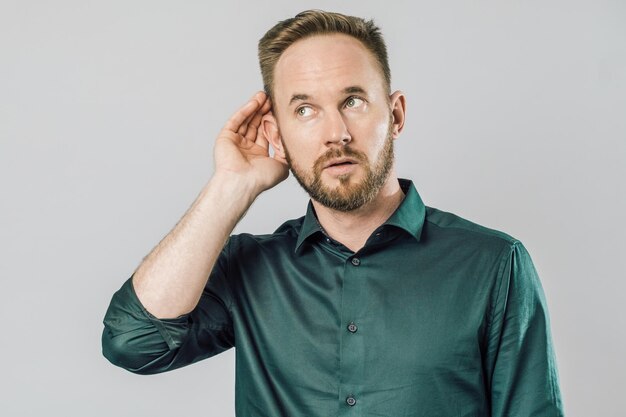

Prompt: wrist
xmin=208 ymin=170 xmax=262 ymax=204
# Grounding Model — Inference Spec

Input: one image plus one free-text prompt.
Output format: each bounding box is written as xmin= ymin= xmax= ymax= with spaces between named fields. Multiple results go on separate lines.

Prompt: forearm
xmin=132 ymin=172 xmax=257 ymax=318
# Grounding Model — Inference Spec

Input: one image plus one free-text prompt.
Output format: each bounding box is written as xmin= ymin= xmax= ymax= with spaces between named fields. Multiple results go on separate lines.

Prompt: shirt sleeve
xmin=486 ymin=241 xmax=565 ymax=416
xmin=101 ymin=242 xmax=235 ymax=375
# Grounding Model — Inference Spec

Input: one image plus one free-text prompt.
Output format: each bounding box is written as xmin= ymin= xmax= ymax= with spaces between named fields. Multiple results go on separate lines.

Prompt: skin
xmin=263 ymin=33 xmax=407 ymax=251
xmin=132 ymin=33 xmax=406 ymax=318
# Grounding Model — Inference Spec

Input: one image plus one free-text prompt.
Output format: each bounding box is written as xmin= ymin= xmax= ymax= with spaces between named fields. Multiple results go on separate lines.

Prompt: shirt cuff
xmin=103 ymin=276 xmax=190 ymax=351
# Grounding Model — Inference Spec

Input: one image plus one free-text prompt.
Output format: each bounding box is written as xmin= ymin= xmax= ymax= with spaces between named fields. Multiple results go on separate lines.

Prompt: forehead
xmin=273 ymin=33 xmax=386 ymax=106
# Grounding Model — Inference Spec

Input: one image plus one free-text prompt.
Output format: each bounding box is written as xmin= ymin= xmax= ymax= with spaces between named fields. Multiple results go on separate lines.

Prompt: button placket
xmin=339 ymin=254 xmax=365 ymax=415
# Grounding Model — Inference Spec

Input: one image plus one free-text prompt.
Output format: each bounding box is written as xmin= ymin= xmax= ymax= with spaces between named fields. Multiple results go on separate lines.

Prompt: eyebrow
xmin=288 ymin=94 xmax=309 ymax=106
xmin=288 ymin=86 xmax=368 ymax=107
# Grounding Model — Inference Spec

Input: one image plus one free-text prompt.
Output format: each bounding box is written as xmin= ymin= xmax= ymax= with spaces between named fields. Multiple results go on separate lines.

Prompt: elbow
xmin=101 ymin=327 xmax=171 ymax=375
xmin=101 ymin=277 xmax=182 ymax=374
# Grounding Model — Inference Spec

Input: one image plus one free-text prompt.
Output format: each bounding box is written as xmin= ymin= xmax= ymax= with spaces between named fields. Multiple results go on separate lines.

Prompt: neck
xmin=311 ymin=175 xmax=405 ymax=252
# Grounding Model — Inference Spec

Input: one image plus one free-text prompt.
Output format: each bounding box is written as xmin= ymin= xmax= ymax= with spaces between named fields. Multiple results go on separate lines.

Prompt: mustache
xmin=313 ymin=146 xmax=367 ymax=170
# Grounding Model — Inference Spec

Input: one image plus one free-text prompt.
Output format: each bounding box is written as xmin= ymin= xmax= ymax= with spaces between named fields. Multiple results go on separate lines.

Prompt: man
xmin=102 ymin=10 xmax=564 ymax=416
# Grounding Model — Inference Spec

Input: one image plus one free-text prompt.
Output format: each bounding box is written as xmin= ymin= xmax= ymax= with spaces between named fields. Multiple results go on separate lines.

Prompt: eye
xmin=345 ymin=96 xmax=365 ymax=109
xmin=296 ymin=106 xmax=314 ymax=117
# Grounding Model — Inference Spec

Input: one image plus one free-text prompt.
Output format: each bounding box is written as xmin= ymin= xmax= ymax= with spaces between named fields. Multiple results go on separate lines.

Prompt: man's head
xmin=259 ymin=10 xmax=406 ymax=212
xmin=258 ymin=10 xmax=391 ymax=100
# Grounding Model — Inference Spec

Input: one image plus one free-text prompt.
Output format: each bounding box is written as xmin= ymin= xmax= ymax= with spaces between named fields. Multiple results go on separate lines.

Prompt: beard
xmin=283 ymin=119 xmax=395 ymax=212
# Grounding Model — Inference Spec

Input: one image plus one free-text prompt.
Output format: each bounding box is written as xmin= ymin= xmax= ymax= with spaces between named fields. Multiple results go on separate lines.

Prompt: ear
xmin=261 ymin=112 xmax=285 ymax=159
xmin=389 ymin=90 xmax=407 ymax=139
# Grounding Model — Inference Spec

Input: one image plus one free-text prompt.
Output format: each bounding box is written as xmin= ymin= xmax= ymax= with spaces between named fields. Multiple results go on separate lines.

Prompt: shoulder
xmin=422 ymin=206 xmax=539 ymax=288
xmin=423 ymin=205 xmax=521 ymax=255
xmin=226 ymin=216 xmax=305 ymax=251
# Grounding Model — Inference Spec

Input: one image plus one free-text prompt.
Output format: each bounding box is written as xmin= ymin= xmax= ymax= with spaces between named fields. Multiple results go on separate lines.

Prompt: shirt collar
xmin=294 ymin=178 xmax=426 ymax=252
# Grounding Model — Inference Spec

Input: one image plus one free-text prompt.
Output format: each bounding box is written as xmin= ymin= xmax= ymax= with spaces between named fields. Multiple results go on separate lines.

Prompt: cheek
xmin=282 ymin=122 xmax=323 ymax=150
xmin=374 ymin=119 xmax=390 ymax=142
xmin=349 ymin=115 xmax=390 ymax=145
xmin=280 ymin=129 xmax=318 ymax=164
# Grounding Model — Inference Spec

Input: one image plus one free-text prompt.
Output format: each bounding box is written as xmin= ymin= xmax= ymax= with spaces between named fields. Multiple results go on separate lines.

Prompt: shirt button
xmin=347 ymin=322 xmax=358 ymax=333
xmin=351 ymin=258 xmax=360 ymax=266
xmin=346 ymin=395 xmax=357 ymax=406
xmin=325 ymin=238 xmax=331 ymax=243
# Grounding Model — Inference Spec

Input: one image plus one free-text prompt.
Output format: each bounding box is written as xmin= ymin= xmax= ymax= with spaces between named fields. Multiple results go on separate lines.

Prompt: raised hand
xmin=213 ymin=91 xmax=289 ymax=194
xmin=127 ymin=93 xmax=290 ymax=321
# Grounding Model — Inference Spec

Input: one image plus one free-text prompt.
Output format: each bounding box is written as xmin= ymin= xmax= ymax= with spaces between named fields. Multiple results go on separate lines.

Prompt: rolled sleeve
xmin=102 ymin=244 xmax=235 ymax=375
xmin=487 ymin=241 xmax=564 ymax=416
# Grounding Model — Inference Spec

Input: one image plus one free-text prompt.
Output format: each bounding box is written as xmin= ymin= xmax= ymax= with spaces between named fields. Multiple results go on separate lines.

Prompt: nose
xmin=323 ymin=109 xmax=351 ymax=146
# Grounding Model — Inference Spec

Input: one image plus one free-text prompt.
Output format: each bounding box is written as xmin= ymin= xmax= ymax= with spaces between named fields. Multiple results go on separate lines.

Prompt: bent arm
xmin=131 ymin=91 xmax=286 ymax=319
xmin=102 ymin=277 xmax=195 ymax=374
xmin=101 ymin=92 xmax=288 ymax=371
xmin=102 ymin=253 xmax=235 ymax=374
xmin=132 ymin=174 xmax=255 ymax=318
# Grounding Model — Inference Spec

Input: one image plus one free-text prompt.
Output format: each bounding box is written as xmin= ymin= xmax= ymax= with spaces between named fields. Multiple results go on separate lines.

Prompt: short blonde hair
xmin=258 ymin=9 xmax=391 ymax=99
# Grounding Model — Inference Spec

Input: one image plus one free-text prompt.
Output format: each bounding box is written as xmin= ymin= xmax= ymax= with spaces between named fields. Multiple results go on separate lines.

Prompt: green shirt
xmin=102 ymin=178 xmax=564 ymax=416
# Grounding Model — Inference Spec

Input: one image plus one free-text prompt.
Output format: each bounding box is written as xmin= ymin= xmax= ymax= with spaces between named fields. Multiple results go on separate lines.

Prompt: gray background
xmin=1 ymin=0 xmax=624 ymax=416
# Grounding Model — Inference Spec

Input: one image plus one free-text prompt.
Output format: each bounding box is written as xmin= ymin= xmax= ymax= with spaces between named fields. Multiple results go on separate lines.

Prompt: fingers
xmin=239 ymin=96 xmax=272 ymax=141
xmin=224 ymin=91 xmax=267 ymax=133
xmin=237 ymin=94 xmax=271 ymax=138
xmin=244 ymin=97 xmax=272 ymax=141
xmin=253 ymin=116 xmax=270 ymax=151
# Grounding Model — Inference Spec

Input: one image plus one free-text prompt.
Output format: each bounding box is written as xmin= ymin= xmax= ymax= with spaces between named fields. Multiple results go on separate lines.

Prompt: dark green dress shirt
xmin=102 ymin=178 xmax=564 ymax=416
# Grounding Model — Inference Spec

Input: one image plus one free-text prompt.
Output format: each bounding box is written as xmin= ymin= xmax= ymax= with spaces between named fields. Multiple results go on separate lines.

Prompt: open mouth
xmin=323 ymin=159 xmax=358 ymax=176
xmin=325 ymin=158 xmax=358 ymax=169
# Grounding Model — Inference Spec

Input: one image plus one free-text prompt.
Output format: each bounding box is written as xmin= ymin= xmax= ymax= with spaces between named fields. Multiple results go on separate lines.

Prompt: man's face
xmin=270 ymin=34 xmax=397 ymax=212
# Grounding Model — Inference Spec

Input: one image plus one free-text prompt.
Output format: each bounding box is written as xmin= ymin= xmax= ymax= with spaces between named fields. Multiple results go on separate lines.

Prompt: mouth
xmin=324 ymin=158 xmax=358 ymax=169
xmin=322 ymin=157 xmax=359 ymax=176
